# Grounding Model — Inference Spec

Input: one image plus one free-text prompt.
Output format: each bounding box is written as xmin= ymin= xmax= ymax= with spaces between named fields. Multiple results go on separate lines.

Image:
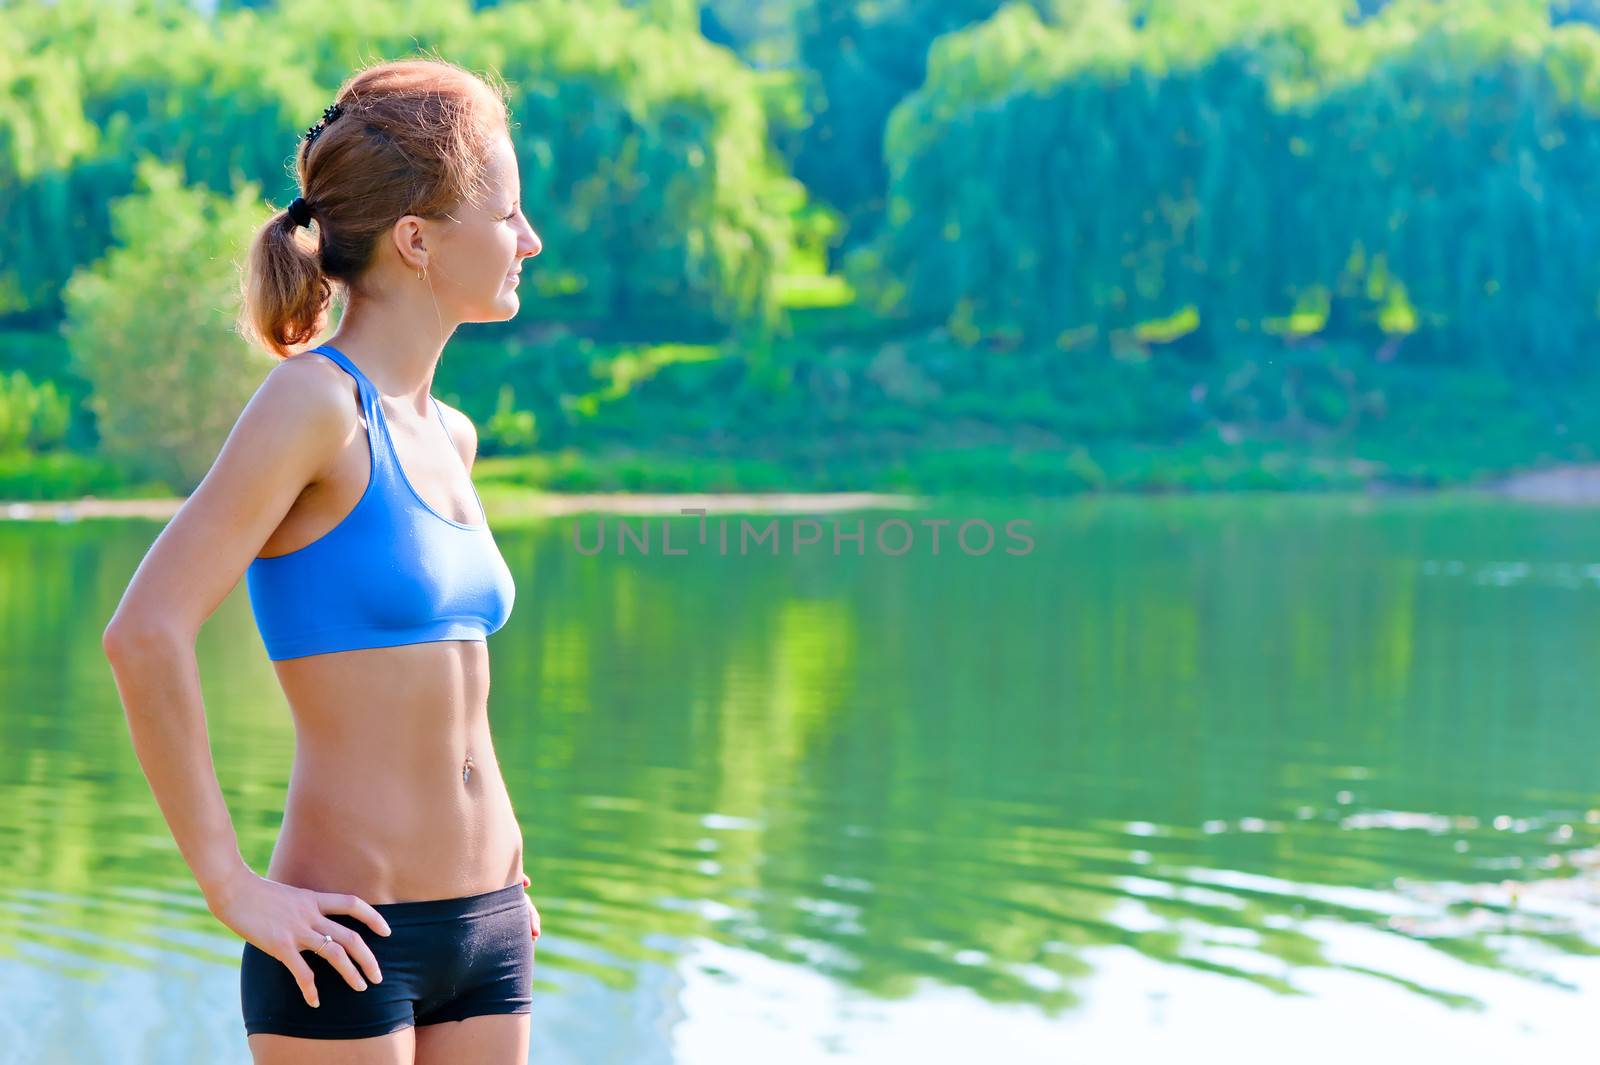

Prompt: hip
xmin=241 ymin=880 xmax=534 ymax=1040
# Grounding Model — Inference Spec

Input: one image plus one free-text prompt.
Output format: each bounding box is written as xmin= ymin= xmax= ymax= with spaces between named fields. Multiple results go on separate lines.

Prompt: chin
xmin=459 ymin=304 xmax=517 ymax=325
xmin=469 ymin=290 xmax=519 ymax=320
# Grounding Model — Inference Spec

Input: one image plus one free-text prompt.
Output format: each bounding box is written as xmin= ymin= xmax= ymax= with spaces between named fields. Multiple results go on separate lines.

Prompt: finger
xmin=304 ymin=932 xmax=369 ymax=993
xmin=521 ymin=872 xmax=531 ymax=889
xmin=316 ymin=920 xmax=383 ymax=985
xmin=527 ymin=896 xmax=541 ymax=938
xmin=275 ymin=944 xmax=320 ymax=1008
xmin=317 ymin=891 xmax=393 ymax=938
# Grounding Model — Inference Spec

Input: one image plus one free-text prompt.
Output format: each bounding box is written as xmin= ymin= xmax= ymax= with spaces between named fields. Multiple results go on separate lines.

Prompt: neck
xmin=323 ymin=298 xmax=454 ymax=404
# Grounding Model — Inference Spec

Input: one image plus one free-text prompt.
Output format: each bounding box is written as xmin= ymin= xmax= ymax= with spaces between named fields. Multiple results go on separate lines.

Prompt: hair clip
xmin=303 ymin=102 xmax=345 ymax=148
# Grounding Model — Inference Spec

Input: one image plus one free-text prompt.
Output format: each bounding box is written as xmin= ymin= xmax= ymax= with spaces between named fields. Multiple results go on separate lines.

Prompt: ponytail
xmin=235 ymin=203 xmax=334 ymax=358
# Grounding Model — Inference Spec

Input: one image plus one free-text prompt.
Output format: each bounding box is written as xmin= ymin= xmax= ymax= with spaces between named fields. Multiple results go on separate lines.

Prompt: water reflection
xmin=4 ymin=495 xmax=1600 ymax=1060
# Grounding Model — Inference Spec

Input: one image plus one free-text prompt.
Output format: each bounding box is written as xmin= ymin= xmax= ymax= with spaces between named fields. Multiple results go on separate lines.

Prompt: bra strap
xmin=430 ymin=394 xmax=489 ymax=526
xmin=429 ymin=395 xmax=456 ymax=445
xmin=311 ymin=344 xmax=370 ymax=393
xmin=311 ymin=344 xmax=394 ymax=477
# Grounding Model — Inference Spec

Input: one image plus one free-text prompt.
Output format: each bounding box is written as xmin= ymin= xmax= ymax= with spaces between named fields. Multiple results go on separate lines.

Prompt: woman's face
xmin=425 ymin=133 xmax=542 ymax=323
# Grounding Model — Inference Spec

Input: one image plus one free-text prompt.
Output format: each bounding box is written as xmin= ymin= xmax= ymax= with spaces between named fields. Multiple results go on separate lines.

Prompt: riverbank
xmin=9 ymin=327 xmax=1600 ymax=504
xmin=12 ymin=462 xmax=1600 ymax=523
xmin=1471 ymin=463 xmax=1600 ymax=505
xmin=0 ymin=490 xmax=923 ymax=522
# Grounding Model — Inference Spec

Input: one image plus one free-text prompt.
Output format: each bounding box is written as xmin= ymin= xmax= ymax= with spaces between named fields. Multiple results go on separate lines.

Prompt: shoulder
xmin=433 ymin=396 xmax=480 ymax=471
xmin=270 ymin=347 xmax=358 ymax=404
xmin=247 ymin=350 xmax=361 ymax=475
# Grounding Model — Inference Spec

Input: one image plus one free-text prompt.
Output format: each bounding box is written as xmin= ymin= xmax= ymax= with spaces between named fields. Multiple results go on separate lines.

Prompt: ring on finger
xmin=312 ymin=932 xmax=334 ymax=957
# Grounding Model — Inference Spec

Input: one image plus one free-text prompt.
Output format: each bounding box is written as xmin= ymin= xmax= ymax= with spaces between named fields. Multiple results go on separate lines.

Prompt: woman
xmin=101 ymin=56 xmax=543 ymax=1064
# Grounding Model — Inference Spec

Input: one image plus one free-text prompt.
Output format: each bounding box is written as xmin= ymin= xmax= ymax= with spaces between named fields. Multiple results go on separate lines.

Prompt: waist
xmin=270 ymin=640 xmax=493 ymax=739
xmin=268 ymin=752 xmax=524 ymax=904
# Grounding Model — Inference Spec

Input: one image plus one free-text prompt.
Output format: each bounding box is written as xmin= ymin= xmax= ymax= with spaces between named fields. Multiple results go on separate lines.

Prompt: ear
xmin=390 ymin=214 xmax=430 ymax=273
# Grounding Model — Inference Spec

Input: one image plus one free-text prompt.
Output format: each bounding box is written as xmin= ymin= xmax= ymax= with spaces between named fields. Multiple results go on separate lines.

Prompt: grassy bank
xmin=3 ymin=324 xmax=1597 ymax=502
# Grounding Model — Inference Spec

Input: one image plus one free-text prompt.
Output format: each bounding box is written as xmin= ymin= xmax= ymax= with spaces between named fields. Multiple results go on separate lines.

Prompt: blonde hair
xmin=236 ymin=56 xmax=511 ymax=357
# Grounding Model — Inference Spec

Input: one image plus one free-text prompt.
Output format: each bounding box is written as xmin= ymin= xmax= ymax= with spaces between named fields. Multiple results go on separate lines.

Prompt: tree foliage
xmin=3 ymin=0 xmax=804 ymax=335
xmin=859 ymin=0 xmax=1600 ymax=378
xmin=62 ymin=159 xmax=275 ymax=492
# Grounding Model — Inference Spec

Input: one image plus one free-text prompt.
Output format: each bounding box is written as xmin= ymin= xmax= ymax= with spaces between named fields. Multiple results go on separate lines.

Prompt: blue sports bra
xmin=245 ymin=343 xmax=516 ymax=661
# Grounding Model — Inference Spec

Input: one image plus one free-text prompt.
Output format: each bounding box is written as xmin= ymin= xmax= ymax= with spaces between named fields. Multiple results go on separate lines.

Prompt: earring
xmin=417 ymin=267 xmax=425 ymax=281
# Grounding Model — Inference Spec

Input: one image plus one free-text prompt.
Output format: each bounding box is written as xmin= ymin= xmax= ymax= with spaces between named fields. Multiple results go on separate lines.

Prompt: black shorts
xmin=241 ymin=880 xmax=533 ymax=1040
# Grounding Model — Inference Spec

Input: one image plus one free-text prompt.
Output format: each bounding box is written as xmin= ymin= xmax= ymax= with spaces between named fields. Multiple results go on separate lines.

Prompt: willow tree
xmin=862 ymin=0 xmax=1600 ymax=378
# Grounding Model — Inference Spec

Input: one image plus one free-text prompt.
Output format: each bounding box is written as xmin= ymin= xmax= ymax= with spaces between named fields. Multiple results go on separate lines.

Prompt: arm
xmin=101 ymin=354 xmax=349 ymax=909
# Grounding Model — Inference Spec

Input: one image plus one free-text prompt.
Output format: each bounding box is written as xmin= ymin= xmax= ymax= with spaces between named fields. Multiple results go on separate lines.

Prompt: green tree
xmin=786 ymin=0 xmax=1050 ymax=260
xmin=0 ymin=13 xmax=99 ymax=317
xmin=859 ymin=0 xmax=1600 ymax=379
xmin=62 ymin=158 xmax=274 ymax=492
xmin=0 ymin=370 xmax=71 ymax=455
xmin=4 ymin=0 xmax=806 ymax=338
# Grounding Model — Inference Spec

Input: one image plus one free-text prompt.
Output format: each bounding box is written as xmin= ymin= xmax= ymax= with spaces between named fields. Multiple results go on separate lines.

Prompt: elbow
xmin=101 ymin=618 xmax=140 ymax=664
xmin=102 ymin=617 xmax=130 ymax=661
xmin=102 ymin=612 xmax=186 ymax=663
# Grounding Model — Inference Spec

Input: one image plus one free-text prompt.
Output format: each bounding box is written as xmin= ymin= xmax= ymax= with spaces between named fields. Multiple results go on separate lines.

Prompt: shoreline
xmin=10 ymin=462 xmax=1600 ymax=522
xmin=0 ymin=490 xmax=925 ymax=522
xmin=1468 ymin=463 xmax=1600 ymax=505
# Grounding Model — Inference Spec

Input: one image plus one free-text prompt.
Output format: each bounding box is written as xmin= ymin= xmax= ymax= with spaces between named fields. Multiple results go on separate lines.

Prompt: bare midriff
xmin=261 ymin=639 xmax=524 ymax=905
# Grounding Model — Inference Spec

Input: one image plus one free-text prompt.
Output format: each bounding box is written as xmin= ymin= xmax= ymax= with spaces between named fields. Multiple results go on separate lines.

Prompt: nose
xmin=522 ymin=225 xmax=542 ymax=260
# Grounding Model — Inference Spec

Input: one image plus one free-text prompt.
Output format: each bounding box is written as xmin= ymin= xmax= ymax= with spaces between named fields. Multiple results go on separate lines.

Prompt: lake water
xmin=4 ymin=494 xmax=1600 ymax=1063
